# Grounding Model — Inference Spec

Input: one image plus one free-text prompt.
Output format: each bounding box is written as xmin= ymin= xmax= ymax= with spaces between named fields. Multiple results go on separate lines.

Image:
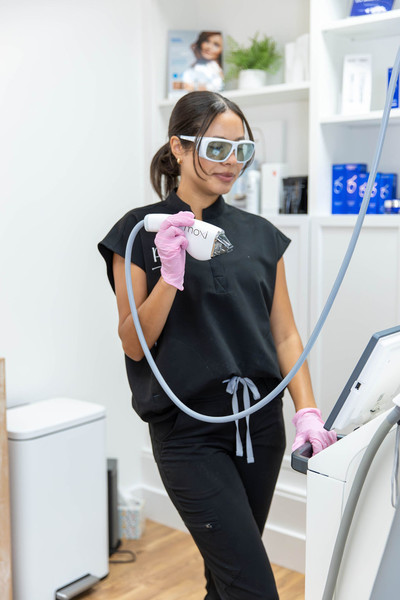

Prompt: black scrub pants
xmin=149 ymin=380 xmax=286 ymax=600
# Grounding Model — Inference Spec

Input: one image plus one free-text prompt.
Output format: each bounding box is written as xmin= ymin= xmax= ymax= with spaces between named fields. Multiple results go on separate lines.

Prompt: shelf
xmin=320 ymin=108 xmax=400 ymax=127
xmin=310 ymin=214 xmax=400 ymax=226
xmin=322 ymin=9 xmax=400 ymax=40
xmin=158 ymin=81 xmax=310 ymax=110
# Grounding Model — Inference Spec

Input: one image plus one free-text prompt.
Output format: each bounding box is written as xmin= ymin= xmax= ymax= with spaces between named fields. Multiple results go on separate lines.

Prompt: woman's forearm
xmin=113 ymin=253 xmax=178 ymax=361
xmin=118 ymin=276 xmax=178 ymax=361
xmin=275 ymin=333 xmax=317 ymax=412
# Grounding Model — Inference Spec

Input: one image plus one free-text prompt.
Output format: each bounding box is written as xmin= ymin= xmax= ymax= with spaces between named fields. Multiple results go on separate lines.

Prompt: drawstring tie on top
xmin=224 ymin=376 xmax=260 ymax=464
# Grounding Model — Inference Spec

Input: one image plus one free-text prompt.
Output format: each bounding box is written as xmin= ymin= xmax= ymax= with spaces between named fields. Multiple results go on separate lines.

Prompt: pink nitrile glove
xmin=292 ymin=407 xmax=337 ymax=456
xmin=154 ymin=211 xmax=195 ymax=291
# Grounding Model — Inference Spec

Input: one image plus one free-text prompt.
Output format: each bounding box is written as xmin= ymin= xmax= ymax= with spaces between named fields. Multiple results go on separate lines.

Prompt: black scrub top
xmin=98 ymin=190 xmax=291 ymax=422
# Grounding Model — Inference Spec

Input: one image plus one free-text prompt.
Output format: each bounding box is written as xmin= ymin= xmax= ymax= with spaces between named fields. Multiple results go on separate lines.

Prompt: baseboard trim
xmin=263 ymin=523 xmax=306 ymax=574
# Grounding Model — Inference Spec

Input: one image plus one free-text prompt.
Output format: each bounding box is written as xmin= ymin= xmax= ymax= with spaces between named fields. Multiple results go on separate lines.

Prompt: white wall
xmin=0 ymin=0 xmax=148 ymax=487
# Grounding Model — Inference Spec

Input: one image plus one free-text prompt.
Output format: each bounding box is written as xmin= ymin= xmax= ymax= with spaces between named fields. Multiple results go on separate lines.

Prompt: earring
xmin=177 ymin=157 xmax=182 ymax=165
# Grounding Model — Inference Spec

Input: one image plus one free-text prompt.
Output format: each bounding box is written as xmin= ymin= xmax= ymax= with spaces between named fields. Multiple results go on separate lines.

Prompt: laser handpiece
xmin=144 ymin=213 xmax=233 ymax=261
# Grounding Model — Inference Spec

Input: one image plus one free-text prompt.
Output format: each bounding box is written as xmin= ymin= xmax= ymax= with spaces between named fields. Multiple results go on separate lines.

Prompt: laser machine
xmin=292 ymin=325 xmax=400 ymax=599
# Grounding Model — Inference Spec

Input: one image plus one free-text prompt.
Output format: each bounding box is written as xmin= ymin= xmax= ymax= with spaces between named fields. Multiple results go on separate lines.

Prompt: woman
xmin=98 ymin=91 xmax=336 ymax=600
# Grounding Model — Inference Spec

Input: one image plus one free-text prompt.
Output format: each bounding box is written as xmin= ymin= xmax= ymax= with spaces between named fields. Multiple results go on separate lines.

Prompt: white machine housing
xmin=305 ymin=408 xmax=397 ymax=599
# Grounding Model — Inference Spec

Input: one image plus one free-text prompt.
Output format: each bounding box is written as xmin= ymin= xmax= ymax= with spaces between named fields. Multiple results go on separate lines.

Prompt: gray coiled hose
xmin=124 ymin=47 xmax=400 ymax=424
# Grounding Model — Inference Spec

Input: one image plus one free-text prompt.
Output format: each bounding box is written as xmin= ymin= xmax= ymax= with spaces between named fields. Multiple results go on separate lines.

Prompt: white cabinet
xmin=309 ymin=216 xmax=400 ymax=417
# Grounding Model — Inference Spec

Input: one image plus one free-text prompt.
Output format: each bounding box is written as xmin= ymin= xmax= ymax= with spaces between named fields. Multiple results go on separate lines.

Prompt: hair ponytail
xmin=150 ymin=142 xmax=180 ymax=200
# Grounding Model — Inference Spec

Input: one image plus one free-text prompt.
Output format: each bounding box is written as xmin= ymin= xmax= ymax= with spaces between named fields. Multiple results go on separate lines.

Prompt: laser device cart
xmin=292 ymin=325 xmax=400 ymax=599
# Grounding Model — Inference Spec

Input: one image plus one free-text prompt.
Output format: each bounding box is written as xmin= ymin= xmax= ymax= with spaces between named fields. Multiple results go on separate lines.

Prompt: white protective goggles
xmin=179 ymin=135 xmax=255 ymax=164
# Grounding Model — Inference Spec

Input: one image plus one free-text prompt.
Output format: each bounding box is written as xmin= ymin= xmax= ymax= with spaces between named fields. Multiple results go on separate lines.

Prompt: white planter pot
xmin=238 ymin=69 xmax=267 ymax=89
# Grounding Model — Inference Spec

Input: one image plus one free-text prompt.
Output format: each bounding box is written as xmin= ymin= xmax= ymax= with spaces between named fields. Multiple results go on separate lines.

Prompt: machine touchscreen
xmin=324 ymin=325 xmax=400 ymax=435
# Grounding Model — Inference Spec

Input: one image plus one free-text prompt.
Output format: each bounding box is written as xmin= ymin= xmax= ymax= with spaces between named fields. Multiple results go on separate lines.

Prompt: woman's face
xmin=179 ymin=110 xmax=247 ymax=200
xmin=200 ymin=34 xmax=223 ymax=61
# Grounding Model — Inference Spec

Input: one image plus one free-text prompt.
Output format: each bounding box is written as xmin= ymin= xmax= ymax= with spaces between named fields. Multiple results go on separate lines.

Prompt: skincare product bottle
xmin=261 ymin=163 xmax=288 ymax=215
xmin=245 ymin=161 xmax=261 ymax=214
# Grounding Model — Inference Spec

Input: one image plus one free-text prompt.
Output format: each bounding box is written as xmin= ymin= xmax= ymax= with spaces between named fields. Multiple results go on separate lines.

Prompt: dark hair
xmin=191 ymin=31 xmax=223 ymax=67
xmin=150 ymin=91 xmax=254 ymax=200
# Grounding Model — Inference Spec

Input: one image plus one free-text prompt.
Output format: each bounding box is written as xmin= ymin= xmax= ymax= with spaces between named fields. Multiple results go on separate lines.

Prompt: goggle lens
xmin=206 ymin=140 xmax=231 ymax=161
xmin=236 ymin=142 xmax=255 ymax=162
xmin=205 ymin=140 xmax=254 ymax=162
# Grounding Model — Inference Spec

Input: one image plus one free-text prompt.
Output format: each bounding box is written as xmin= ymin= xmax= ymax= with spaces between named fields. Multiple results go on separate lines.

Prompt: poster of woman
xmin=168 ymin=30 xmax=224 ymax=99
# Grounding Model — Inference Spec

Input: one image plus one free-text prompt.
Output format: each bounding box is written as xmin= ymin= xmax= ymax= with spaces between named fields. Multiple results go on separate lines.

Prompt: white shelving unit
xmin=309 ymin=0 xmax=400 ymax=214
xmin=145 ymin=0 xmax=400 ymax=214
xmin=142 ymin=0 xmax=311 ymax=206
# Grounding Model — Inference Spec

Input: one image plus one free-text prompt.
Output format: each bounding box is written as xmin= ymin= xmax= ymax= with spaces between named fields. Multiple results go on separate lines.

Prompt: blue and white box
xmin=358 ymin=173 xmax=381 ymax=214
xmin=388 ymin=68 xmax=399 ymax=109
xmin=377 ymin=173 xmax=398 ymax=213
xmin=332 ymin=165 xmax=346 ymax=214
xmin=332 ymin=163 xmax=367 ymax=214
xmin=350 ymin=0 xmax=394 ymax=16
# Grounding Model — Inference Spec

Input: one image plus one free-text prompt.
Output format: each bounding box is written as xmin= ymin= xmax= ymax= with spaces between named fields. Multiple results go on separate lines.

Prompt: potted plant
xmin=225 ymin=33 xmax=282 ymax=89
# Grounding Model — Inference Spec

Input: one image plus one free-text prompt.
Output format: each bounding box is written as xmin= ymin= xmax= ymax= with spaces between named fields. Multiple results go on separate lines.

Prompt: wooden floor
xmin=87 ymin=520 xmax=305 ymax=600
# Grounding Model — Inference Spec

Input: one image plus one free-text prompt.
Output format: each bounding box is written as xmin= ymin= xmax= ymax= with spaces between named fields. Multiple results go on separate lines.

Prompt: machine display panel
xmin=325 ymin=325 xmax=400 ymax=434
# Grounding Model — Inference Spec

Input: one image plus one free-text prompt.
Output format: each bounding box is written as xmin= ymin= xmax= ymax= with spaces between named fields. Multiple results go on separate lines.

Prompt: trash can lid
xmin=7 ymin=397 xmax=106 ymax=440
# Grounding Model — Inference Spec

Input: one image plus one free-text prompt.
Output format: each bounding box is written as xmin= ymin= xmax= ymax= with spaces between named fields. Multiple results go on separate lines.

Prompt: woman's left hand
xmin=292 ymin=407 xmax=337 ymax=455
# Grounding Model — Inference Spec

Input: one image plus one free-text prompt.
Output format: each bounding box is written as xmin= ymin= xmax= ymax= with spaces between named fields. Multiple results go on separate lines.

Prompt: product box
xmin=350 ymin=0 xmax=394 ymax=16
xmin=261 ymin=163 xmax=288 ymax=214
xmin=332 ymin=164 xmax=367 ymax=214
xmin=346 ymin=165 xmax=368 ymax=213
xmin=281 ymin=176 xmax=308 ymax=214
xmin=357 ymin=173 xmax=380 ymax=213
xmin=341 ymin=55 xmax=372 ymax=115
xmin=332 ymin=165 xmax=346 ymax=214
xmin=377 ymin=173 xmax=398 ymax=213
xmin=284 ymin=34 xmax=310 ymax=84
xmin=388 ymin=68 xmax=399 ymax=109
xmin=118 ymin=495 xmax=145 ymax=540
xmin=385 ymin=200 xmax=400 ymax=214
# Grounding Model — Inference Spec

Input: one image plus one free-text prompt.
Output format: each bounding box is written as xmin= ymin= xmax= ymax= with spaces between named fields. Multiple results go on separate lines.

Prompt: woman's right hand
xmin=155 ymin=211 xmax=195 ymax=291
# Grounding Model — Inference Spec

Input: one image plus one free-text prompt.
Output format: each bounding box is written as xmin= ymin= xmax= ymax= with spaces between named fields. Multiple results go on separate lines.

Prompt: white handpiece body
xmin=144 ymin=213 xmax=223 ymax=261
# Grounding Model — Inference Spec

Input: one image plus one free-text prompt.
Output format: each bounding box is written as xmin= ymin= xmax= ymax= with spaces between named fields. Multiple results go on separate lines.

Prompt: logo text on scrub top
xmin=182 ymin=226 xmax=208 ymax=239
xmin=152 ymin=246 xmax=160 ymax=269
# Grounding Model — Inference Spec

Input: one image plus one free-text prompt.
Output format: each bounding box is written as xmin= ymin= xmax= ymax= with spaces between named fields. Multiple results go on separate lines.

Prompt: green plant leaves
xmin=225 ymin=33 xmax=282 ymax=81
